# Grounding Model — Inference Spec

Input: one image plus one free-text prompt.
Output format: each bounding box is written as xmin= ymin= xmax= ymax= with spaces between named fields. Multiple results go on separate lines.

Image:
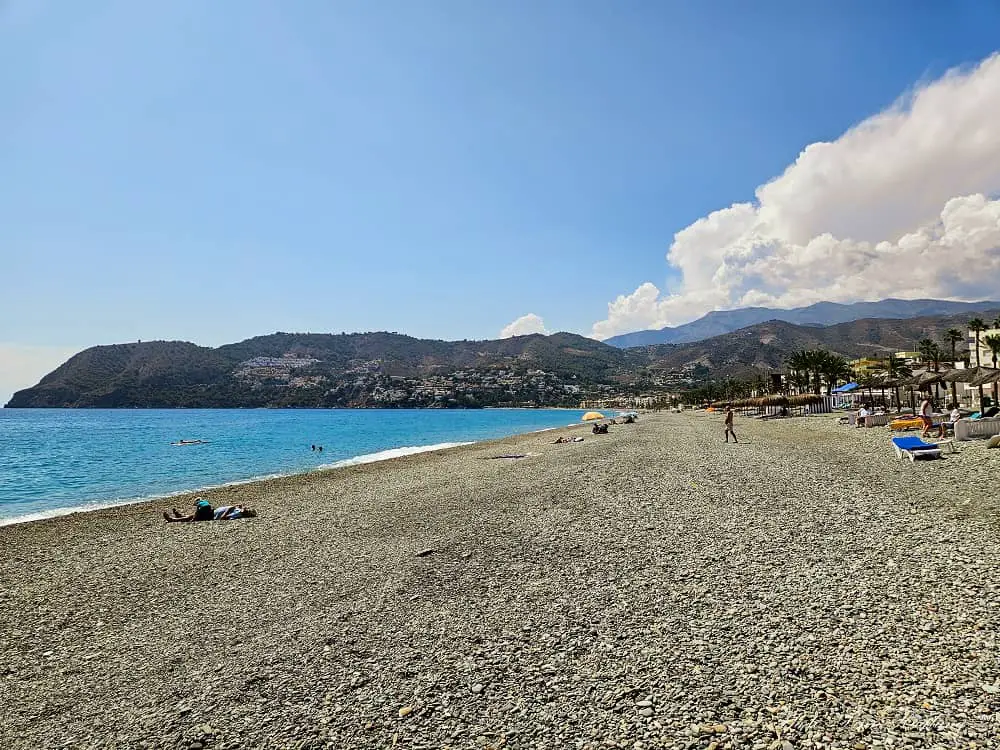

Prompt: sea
xmin=0 ymin=408 xmax=590 ymax=526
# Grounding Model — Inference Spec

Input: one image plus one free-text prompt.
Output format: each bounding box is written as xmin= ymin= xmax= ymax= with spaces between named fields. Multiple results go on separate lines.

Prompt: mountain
xmin=5 ymin=332 xmax=648 ymax=409
xmin=11 ymin=309 xmax=1000 ymax=408
xmin=639 ymin=309 xmax=1000 ymax=377
xmin=604 ymin=298 xmax=1000 ymax=348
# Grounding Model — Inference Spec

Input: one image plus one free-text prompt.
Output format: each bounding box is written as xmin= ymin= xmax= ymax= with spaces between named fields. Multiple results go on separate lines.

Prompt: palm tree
xmin=884 ymin=354 xmax=912 ymax=380
xmin=883 ymin=355 xmax=912 ymax=412
xmin=984 ymin=334 xmax=1000 ymax=405
xmin=944 ymin=328 xmax=965 ymax=367
xmin=918 ymin=338 xmax=944 ymax=402
xmin=930 ymin=344 xmax=943 ymax=373
xmin=820 ymin=354 xmax=852 ymax=395
xmin=789 ymin=370 xmax=810 ymax=394
xmin=856 ymin=372 xmax=878 ymax=403
xmin=969 ymin=318 xmax=987 ymax=367
xmin=917 ymin=338 xmax=939 ymax=371
xmin=786 ymin=350 xmax=813 ymax=394
xmin=808 ymin=349 xmax=826 ymax=395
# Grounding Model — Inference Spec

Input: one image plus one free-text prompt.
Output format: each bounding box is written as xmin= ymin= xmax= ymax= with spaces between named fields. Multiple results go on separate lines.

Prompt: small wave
xmin=0 ymin=472 xmax=289 ymax=528
xmin=317 ymin=441 xmax=472 ymax=470
xmin=0 ymin=498 xmax=150 ymax=527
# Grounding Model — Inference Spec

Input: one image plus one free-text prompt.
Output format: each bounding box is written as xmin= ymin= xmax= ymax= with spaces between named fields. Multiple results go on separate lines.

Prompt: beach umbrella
xmin=877 ymin=377 xmax=906 ymax=387
xmin=940 ymin=366 xmax=993 ymax=383
xmin=901 ymin=371 xmax=943 ymax=388
xmin=581 ymin=411 xmax=605 ymax=421
xmin=937 ymin=366 xmax=997 ymax=407
xmin=968 ymin=368 xmax=1000 ymax=387
xmin=939 ymin=367 xmax=980 ymax=405
xmin=788 ymin=394 xmax=822 ymax=406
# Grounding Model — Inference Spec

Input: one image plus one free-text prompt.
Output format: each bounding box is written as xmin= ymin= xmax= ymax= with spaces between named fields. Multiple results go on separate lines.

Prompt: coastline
xmin=0 ymin=421 xmax=585 ymax=529
xmin=0 ymin=440 xmax=473 ymax=529
xmin=0 ymin=409 xmax=592 ymax=529
xmin=4 ymin=412 xmax=999 ymax=748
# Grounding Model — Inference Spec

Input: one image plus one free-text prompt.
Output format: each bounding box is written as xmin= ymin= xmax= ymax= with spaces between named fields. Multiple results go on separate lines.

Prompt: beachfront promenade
xmin=2 ymin=413 xmax=998 ymax=748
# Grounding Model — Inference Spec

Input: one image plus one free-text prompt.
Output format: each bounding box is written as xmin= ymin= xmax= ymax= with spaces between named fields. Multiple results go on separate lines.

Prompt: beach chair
xmin=890 ymin=416 xmax=924 ymax=432
xmin=864 ymin=414 xmax=890 ymax=428
xmin=891 ymin=436 xmax=943 ymax=462
xmin=954 ymin=415 xmax=1000 ymax=441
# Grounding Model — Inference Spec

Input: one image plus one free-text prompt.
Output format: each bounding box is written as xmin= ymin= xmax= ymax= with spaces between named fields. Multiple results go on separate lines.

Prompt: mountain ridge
xmin=638 ymin=308 xmax=1000 ymax=377
xmin=6 ymin=331 xmax=648 ymax=409
xmin=9 ymin=308 xmax=1000 ymax=408
xmin=604 ymin=298 xmax=1000 ymax=348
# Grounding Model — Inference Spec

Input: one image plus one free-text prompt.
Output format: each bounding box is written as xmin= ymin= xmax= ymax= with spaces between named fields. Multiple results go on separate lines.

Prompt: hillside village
xmin=230 ymin=352 xmax=694 ymax=408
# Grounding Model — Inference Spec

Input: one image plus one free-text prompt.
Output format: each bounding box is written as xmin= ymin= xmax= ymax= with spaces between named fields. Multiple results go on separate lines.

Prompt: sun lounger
xmin=954 ymin=415 xmax=1000 ymax=441
xmin=890 ymin=416 xmax=924 ymax=431
xmin=864 ymin=414 xmax=890 ymax=427
xmin=891 ymin=436 xmax=943 ymax=461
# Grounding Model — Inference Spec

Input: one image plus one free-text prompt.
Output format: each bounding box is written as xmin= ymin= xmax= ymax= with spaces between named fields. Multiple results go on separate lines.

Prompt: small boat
xmin=171 ymin=439 xmax=208 ymax=446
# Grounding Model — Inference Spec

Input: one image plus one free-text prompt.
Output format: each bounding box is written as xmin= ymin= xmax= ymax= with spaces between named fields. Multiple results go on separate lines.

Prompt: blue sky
xmin=3 ymin=0 xmax=1000 ymax=399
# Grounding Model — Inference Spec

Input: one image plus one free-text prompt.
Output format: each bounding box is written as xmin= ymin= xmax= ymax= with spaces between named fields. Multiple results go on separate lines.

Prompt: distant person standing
xmin=920 ymin=394 xmax=934 ymax=438
xmin=724 ymin=407 xmax=738 ymax=443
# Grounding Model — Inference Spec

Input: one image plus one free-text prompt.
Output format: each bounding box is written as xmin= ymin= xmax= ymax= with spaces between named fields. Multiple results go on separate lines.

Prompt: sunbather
xmin=163 ymin=499 xmax=256 ymax=522
xmin=940 ymin=403 xmax=962 ymax=438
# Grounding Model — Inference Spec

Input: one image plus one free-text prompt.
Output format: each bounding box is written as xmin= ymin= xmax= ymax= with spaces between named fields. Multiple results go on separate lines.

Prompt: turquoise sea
xmin=0 ymin=408 xmax=589 ymax=525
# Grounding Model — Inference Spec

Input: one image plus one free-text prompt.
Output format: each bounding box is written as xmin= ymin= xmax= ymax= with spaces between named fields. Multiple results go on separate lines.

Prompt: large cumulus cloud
xmin=591 ymin=53 xmax=1000 ymax=340
xmin=500 ymin=313 xmax=549 ymax=338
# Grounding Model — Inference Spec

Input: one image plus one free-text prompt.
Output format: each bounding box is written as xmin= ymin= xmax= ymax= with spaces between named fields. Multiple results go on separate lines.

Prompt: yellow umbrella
xmin=582 ymin=411 xmax=605 ymax=421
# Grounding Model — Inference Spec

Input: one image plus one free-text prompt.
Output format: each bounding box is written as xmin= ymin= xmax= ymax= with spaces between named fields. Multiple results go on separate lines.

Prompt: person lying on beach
xmin=163 ymin=500 xmax=257 ymax=522
xmin=553 ymin=436 xmax=585 ymax=443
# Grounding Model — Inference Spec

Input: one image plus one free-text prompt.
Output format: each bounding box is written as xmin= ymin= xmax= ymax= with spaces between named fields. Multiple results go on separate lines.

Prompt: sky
xmin=3 ymin=0 xmax=1000 ymax=402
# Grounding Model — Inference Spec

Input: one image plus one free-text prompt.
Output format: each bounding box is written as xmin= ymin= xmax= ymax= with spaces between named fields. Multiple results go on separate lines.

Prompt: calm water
xmin=0 ymin=408 xmax=589 ymax=524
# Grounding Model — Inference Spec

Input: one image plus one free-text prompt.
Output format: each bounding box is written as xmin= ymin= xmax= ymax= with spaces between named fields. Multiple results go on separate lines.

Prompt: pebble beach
xmin=2 ymin=411 xmax=999 ymax=749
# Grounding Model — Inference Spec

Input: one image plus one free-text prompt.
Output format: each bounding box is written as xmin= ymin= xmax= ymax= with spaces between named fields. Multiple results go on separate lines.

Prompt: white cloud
xmin=0 ymin=344 xmax=79 ymax=405
xmin=500 ymin=313 xmax=549 ymax=338
xmin=592 ymin=52 xmax=1000 ymax=340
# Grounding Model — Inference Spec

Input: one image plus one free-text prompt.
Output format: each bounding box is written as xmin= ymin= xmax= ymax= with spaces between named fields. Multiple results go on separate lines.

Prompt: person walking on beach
xmin=920 ymin=394 xmax=934 ymax=438
xmin=724 ymin=407 xmax=738 ymax=443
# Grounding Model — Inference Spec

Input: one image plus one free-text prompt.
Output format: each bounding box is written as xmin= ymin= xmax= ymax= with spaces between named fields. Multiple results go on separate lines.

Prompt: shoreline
xmin=0 ymin=420 xmax=588 ymax=529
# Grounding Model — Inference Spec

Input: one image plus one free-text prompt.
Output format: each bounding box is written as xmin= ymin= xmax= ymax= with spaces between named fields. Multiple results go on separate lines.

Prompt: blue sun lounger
xmin=891 ymin=436 xmax=942 ymax=461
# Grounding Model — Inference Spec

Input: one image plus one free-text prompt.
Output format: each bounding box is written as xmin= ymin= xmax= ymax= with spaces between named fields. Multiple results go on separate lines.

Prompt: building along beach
xmin=1 ymin=412 xmax=998 ymax=748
